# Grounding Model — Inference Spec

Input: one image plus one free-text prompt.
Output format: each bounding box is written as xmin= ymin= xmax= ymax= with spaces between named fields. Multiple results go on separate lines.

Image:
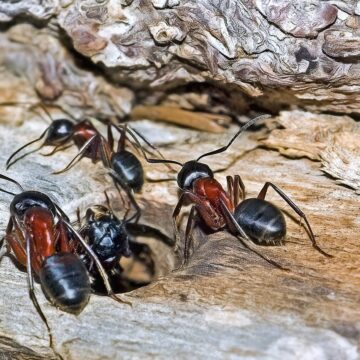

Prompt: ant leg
xmin=25 ymin=233 xmax=54 ymax=347
xmin=257 ymin=182 xmax=332 ymax=257
xmin=227 ymin=176 xmax=234 ymax=204
xmin=62 ymin=219 xmax=132 ymax=306
xmin=99 ymin=136 xmax=112 ymax=169
xmin=183 ymin=206 xmax=197 ymax=267
xmin=107 ymin=123 xmax=114 ymax=152
xmin=52 ymin=135 xmax=98 ymax=174
xmin=172 ymin=205 xmax=197 ymax=271
xmin=234 ymin=175 xmax=246 ymax=204
xmin=112 ymin=123 xmax=176 ymax=171
xmin=226 ymin=175 xmax=246 ymax=208
xmin=172 ymin=193 xmax=189 ymax=251
xmin=4 ymin=217 xmax=28 ymax=265
xmin=124 ymin=126 xmax=176 ymax=171
xmin=76 ymin=207 xmax=81 ymax=225
xmin=0 ymin=237 xmax=8 ymax=261
xmin=116 ymin=124 xmax=127 ymax=153
xmin=104 ymin=190 xmax=113 ymax=212
xmin=219 ymin=200 xmax=288 ymax=271
xmin=125 ymin=126 xmax=159 ymax=157
xmin=52 ymin=202 xmax=71 ymax=222
xmin=109 ymin=170 xmax=141 ymax=223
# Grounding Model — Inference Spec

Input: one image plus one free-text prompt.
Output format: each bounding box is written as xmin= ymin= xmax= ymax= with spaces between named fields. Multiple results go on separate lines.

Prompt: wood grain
xmin=0 ymin=113 xmax=358 ymax=359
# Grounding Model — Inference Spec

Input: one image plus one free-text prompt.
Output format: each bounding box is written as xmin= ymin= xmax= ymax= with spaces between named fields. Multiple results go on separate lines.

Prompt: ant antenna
xmin=6 ymin=128 xmax=49 ymax=169
xmin=0 ymin=174 xmax=24 ymax=195
xmin=196 ymin=114 xmax=271 ymax=162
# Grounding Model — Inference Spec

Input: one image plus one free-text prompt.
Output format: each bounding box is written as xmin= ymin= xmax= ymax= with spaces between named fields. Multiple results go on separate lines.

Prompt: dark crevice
xmin=90 ymin=223 xmax=175 ymax=295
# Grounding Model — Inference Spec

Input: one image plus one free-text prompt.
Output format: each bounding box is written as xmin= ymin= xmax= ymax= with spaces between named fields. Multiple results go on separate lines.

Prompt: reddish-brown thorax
xmin=192 ymin=177 xmax=234 ymax=230
xmin=24 ymin=207 xmax=56 ymax=273
xmin=73 ymin=121 xmax=98 ymax=149
xmin=6 ymin=208 xmax=75 ymax=275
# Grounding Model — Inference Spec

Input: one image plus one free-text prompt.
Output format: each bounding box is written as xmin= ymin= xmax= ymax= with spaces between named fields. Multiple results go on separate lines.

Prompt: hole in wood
xmin=91 ymin=222 xmax=176 ymax=295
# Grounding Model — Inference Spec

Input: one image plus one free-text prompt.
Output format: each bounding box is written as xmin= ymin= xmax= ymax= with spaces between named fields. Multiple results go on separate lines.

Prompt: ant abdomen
xmin=39 ymin=253 xmax=91 ymax=314
xmin=234 ymin=198 xmax=286 ymax=245
xmin=111 ymin=151 xmax=144 ymax=192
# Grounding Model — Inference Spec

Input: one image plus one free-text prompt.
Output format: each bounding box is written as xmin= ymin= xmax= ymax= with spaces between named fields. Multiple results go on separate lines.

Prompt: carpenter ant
xmin=142 ymin=115 xmax=332 ymax=269
xmin=6 ymin=109 xmax=163 ymax=221
xmin=76 ymin=192 xmax=132 ymax=276
xmin=0 ymin=175 xmax=130 ymax=339
xmin=76 ymin=192 xmax=174 ymax=293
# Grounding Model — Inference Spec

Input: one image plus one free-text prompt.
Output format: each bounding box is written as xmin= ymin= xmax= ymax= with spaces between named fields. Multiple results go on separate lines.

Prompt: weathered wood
xmin=3 ymin=1 xmax=360 ymax=115
xmin=261 ymin=110 xmax=360 ymax=193
xmin=0 ymin=2 xmax=359 ymax=359
xmin=0 ymin=110 xmax=359 ymax=359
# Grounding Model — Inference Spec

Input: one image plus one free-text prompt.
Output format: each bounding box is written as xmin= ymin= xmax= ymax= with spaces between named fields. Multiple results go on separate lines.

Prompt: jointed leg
xmin=107 ymin=123 xmax=115 ymax=152
xmin=114 ymin=124 xmax=176 ymax=171
xmin=52 ymin=135 xmax=99 ymax=174
xmin=62 ymin=219 xmax=132 ymax=306
xmin=110 ymin=171 xmax=141 ymax=223
xmin=172 ymin=192 xmax=189 ymax=251
xmin=258 ymin=182 xmax=332 ymax=257
xmin=0 ymin=237 xmax=8 ymax=262
xmin=25 ymin=233 xmax=54 ymax=347
xmin=227 ymin=175 xmax=246 ymax=207
xmin=99 ymin=135 xmax=112 ymax=169
xmin=182 ymin=206 xmax=197 ymax=267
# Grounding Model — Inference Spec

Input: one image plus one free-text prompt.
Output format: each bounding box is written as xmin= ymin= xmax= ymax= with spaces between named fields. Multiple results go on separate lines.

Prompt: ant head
xmin=85 ymin=205 xmax=112 ymax=223
xmin=0 ymin=175 xmax=54 ymax=219
xmin=177 ymin=160 xmax=213 ymax=189
xmin=45 ymin=119 xmax=74 ymax=146
xmin=10 ymin=190 xmax=57 ymax=220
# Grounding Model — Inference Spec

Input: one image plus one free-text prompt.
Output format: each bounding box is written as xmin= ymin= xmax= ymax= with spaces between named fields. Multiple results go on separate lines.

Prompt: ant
xmin=6 ymin=105 xmax=164 ymax=221
xmin=75 ymin=192 xmax=174 ymax=293
xmin=0 ymin=175 xmax=130 ymax=343
xmin=142 ymin=114 xmax=332 ymax=269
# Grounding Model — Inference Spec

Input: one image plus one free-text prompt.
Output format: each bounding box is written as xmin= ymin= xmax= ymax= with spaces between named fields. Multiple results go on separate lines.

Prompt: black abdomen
xmin=39 ymin=253 xmax=91 ymax=314
xmin=234 ymin=198 xmax=286 ymax=245
xmin=111 ymin=151 xmax=144 ymax=192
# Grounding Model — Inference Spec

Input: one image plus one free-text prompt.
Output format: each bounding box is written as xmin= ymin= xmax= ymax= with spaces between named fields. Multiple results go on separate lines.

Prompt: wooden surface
xmin=0 ymin=2 xmax=359 ymax=359
xmin=0 ymin=113 xmax=358 ymax=359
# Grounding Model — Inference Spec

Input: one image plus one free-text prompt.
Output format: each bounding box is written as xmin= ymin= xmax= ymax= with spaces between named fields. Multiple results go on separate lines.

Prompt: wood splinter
xmin=130 ymin=105 xmax=231 ymax=133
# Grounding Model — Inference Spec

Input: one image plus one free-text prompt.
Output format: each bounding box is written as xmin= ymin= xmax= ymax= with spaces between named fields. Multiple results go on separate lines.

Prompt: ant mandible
xmin=142 ymin=114 xmax=332 ymax=269
xmin=0 ymin=175 xmax=130 ymax=341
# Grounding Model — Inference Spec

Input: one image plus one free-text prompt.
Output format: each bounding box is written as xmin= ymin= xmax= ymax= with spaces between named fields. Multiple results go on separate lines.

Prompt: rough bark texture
xmin=0 ymin=1 xmax=359 ymax=360
xmin=3 ymin=1 xmax=360 ymax=115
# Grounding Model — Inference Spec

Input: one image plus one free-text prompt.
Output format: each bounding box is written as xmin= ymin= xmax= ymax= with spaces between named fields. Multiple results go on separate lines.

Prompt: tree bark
xmin=2 ymin=1 xmax=360 ymax=115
